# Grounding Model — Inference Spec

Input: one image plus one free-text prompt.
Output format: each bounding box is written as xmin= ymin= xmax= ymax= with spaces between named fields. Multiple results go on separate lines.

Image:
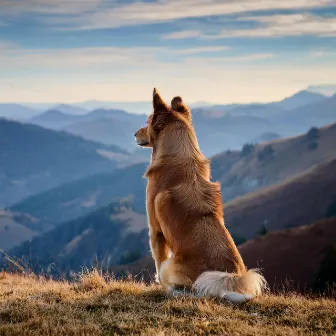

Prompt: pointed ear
xmin=153 ymin=88 xmax=169 ymax=112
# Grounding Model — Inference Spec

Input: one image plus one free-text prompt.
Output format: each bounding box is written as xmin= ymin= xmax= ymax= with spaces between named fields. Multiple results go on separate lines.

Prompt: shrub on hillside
xmin=307 ymin=127 xmax=320 ymax=140
xmin=258 ymin=145 xmax=274 ymax=162
xmin=241 ymin=143 xmax=255 ymax=157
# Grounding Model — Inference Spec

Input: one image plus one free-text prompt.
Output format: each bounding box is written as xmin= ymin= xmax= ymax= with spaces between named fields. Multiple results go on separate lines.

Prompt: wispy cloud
xmin=73 ymin=1 xmax=336 ymax=30
xmin=0 ymin=0 xmax=103 ymax=15
xmin=162 ymin=30 xmax=201 ymax=40
xmin=173 ymin=46 xmax=228 ymax=55
xmin=0 ymin=44 xmax=163 ymax=70
xmin=0 ymin=43 xmax=273 ymax=70
xmin=2 ymin=0 xmax=335 ymax=30
xmin=204 ymin=13 xmax=336 ymax=39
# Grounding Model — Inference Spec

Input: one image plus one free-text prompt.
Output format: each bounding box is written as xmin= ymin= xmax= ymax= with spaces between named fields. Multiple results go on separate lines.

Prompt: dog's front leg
xmin=149 ymin=228 xmax=170 ymax=283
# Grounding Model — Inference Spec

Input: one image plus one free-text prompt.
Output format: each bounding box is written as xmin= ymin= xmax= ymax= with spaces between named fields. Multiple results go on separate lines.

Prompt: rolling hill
xmin=224 ymin=157 xmax=336 ymax=240
xmin=212 ymin=121 xmax=336 ymax=201
xmin=0 ymin=210 xmax=53 ymax=250
xmin=0 ymin=118 xmax=130 ymax=207
xmin=6 ymin=200 xmax=149 ymax=275
xmin=239 ymin=217 xmax=336 ymax=293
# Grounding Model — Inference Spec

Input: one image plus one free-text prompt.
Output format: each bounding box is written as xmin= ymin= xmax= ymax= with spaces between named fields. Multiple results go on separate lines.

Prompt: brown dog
xmin=135 ymin=88 xmax=267 ymax=302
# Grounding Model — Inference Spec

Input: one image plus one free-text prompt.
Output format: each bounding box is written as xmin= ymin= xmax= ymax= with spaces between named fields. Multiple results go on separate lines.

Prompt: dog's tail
xmin=193 ymin=269 xmax=267 ymax=303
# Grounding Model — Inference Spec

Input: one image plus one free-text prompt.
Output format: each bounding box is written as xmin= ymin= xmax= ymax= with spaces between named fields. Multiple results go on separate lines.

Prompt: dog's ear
xmin=153 ymin=88 xmax=169 ymax=113
xmin=171 ymin=96 xmax=183 ymax=111
xmin=171 ymin=96 xmax=191 ymax=119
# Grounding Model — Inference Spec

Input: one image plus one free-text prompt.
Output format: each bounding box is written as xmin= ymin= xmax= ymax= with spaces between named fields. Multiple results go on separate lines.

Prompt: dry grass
xmin=0 ymin=271 xmax=335 ymax=336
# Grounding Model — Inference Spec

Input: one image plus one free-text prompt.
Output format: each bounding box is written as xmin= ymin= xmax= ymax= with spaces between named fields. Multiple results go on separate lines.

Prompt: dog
xmin=134 ymin=88 xmax=267 ymax=303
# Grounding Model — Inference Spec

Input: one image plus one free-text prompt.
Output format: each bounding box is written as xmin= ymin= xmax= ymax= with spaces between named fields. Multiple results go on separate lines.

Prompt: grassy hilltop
xmin=0 ymin=271 xmax=335 ymax=336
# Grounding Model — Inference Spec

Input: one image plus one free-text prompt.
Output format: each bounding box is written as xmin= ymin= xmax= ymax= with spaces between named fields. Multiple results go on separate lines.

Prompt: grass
xmin=0 ymin=270 xmax=335 ymax=336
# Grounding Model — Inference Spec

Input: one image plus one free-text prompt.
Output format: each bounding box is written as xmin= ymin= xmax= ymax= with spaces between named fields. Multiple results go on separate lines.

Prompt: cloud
xmin=0 ymin=44 xmax=163 ymax=70
xmin=204 ymin=13 xmax=336 ymax=39
xmin=184 ymin=53 xmax=275 ymax=62
xmin=0 ymin=0 xmax=102 ymax=14
xmin=76 ymin=1 xmax=336 ymax=30
xmin=162 ymin=30 xmax=202 ymax=40
xmin=173 ymin=46 xmax=228 ymax=55
xmin=2 ymin=0 xmax=335 ymax=30
xmin=0 ymin=43 xmax=272 ymax=71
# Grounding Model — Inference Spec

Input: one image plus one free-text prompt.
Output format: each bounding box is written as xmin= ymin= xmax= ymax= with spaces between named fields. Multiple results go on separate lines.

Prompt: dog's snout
xmin=134 ymin=131 xmax=137 ymax=137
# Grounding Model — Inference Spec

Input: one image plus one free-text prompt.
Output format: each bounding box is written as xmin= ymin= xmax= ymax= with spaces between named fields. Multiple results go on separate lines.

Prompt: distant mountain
xmin=31 ymin=108 xmax=147 ymax=151
xmin=65 ymin=118 xmax=138 ymax=151
xmin=271 ymin=94 xmax=336 ymax=132
xmin=192 ymin=113 xmax=274 ymax=155
xmin=0 ymin=104 xmax=39 ymax=120
xmin=7 ymin=200 xmax=149 ymax=275
xmin=0 ymin=210 xmax=53 ymax=250
xmin=240 ymin=217 xmax=336 ymax=293
xmin=74 ymin=101 xmax=152 ymax=114
xmin=0 ymin=118 xmax=128 ymax=207
xmin=273 ymin=90 xmax=326 ymax=110
xmin=53 ymin=104 xmax=88 ymax=115
xmin=30 ymin=109 xmax=80 ymax=129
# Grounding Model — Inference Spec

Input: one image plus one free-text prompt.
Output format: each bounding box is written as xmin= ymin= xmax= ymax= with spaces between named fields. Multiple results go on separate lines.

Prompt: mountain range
xmin=9 ymin=121 xmax=336 ymax=227
xmin=2 ymin=89 xmax=334 ymax=156
xmin=23 ymin=90 xmax=336 ymax=156
xmin=0 ymin=118 xmax=137 ymax=208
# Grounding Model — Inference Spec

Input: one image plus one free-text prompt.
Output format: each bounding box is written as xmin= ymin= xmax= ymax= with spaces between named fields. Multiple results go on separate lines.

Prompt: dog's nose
xmin=134 ymin=132 xmax=137 ymax=137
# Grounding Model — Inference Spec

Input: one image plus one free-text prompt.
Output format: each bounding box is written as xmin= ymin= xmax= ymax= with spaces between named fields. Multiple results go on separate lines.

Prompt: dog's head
xmin=134 ymin=88 xmax=191 ymax=148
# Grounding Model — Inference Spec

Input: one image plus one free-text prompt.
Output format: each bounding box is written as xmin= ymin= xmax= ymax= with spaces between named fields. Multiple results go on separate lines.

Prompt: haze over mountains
xmin=4 ymin=89 xmax=332 ymax=156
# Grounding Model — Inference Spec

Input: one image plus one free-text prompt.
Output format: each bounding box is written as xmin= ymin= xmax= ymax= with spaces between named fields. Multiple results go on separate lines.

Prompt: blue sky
xmin=0 ymin=0 xmax=335 ymax=104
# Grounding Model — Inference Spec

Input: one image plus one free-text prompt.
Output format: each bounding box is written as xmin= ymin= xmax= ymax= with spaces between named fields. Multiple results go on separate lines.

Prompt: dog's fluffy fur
xmin=135 ymin=88 xmax=267 ymax=303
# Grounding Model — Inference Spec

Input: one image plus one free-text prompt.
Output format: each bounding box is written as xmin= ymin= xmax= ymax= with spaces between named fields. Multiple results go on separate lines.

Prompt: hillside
xmin=240 ymin=218 xmax=336 ymax=293
xmin=0 ymin=210 xmax=53 ymax=250
xmin=0 ymin=118 xmax=128 ymax=207
xmin=6 ymin=200 xmax=149 ymax=274
xmin=212 ymin=121 xmax=336 ymax=201
xmin=224 ymin=158 xmax=336 ymax=239
xmin=10 ymin=163 xmax=147 ymax=224
xmin=0 ymin=272 xmax=335 ymax=336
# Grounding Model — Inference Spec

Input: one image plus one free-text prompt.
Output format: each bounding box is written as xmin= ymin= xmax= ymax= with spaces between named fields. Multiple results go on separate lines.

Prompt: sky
xmin=0 ymin=0 xmax=335 ymax=105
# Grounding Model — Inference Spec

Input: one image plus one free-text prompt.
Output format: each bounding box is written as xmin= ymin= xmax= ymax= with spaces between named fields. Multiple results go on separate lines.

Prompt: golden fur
xmin=134 ymin=88 xmax=267 ymax=302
